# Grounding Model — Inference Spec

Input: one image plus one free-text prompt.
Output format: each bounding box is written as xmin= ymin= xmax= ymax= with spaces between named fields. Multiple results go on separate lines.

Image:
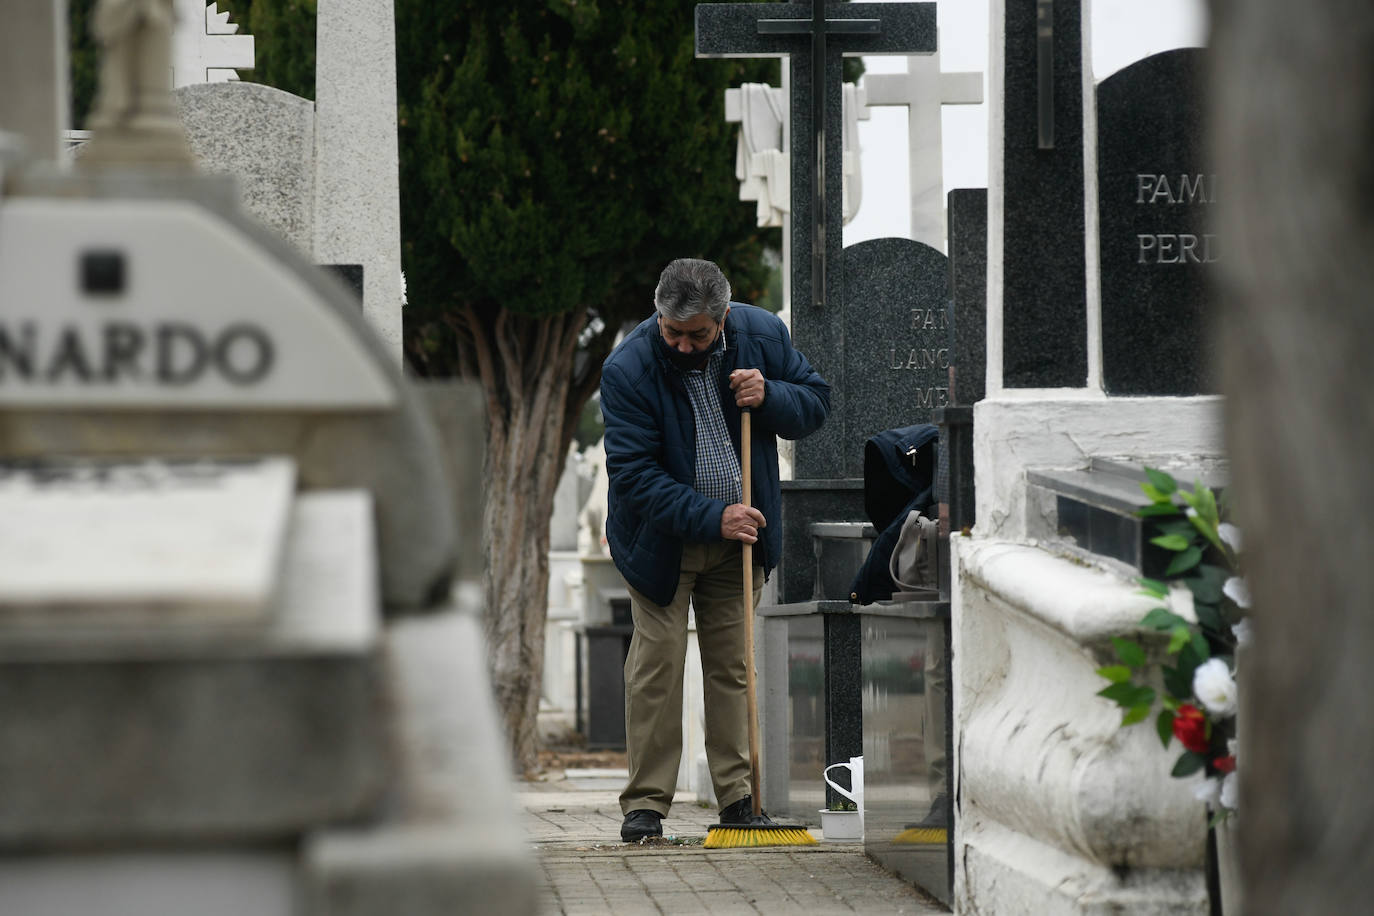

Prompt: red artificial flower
xmin=1172 ymin=704 xmax=1210 ymax=753
xmin=1213 ymin=754 xmax=1237 ymax=774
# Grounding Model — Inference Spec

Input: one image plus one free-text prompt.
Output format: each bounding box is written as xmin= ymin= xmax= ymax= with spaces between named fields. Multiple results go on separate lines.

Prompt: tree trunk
xmin=440 ymin=308 xmax=602 ymax=775
xmin=1212 ymin=3 xmax=1374 ymax=912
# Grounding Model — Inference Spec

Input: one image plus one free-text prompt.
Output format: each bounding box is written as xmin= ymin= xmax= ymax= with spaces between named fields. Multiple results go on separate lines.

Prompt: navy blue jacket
xmin=600 ymin=304 xmax=830 ymax=606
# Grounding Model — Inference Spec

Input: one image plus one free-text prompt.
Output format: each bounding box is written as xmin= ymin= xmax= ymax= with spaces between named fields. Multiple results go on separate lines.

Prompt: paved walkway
xmin=519 ymin=770 xmax=948 ymax=915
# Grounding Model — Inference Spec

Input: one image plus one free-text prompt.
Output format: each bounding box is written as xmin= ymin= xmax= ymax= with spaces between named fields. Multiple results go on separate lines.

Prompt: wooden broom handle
xmin=742 ymin=408 xmax=762 ymax=815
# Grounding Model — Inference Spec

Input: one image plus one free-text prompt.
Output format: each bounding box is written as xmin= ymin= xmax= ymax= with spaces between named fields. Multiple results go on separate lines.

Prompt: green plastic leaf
xmin=1151 ymin=533 xmax=1192 ymax=551
xmin=1097 ymin=665 xmax=1132 ymax=684
xmin=1183 ymin=565 xmax=1228 ymax=604
xmin=1137 ymin=503 xmax=1184 ymax=518
xmin=1112 ymin=636 xmax=1147 ymax=667
xmin=1141 ymin=607 xmax=1186 ymax=631
xmin=1097 ymin=682 xmax=1153 ymax=707
xmin=1187 ymin=512 xmax=1226 ymax=554
xmin=1194 ymin=601 xmax=1223 ymax=633
xmin=1198 ymin=483 xmax=1221 ymax=527
xmin=1154 ymin=519 xmax=1198 ymax=538
xmin=1138 ymin=578 xmax=1169 ymax=599
xmin=1190 ymin=628 xmax=1211 ymax=661
xmin=1165 ymin=545 xmax=1203 ymax=576
xmin=1176 ymin=487 xmax=1201 ymax=511
xmin=1156 ymin=709 xmax=1176 ymax=747
xmin=1167 ymin=624 xmax=1192 ymax=654
xmin=1122 ymin=703 xmax=1151 ymax=726
xmin=1162 ymin=664 xmax=1192 ymax=700
xmin=1171 ymin=751 xmax=1207 ymax=777
xmin=1145 ymin=467 xmax=1178 ymax=495
xmin=1140 ymin=482 xmax=1174 ymax=504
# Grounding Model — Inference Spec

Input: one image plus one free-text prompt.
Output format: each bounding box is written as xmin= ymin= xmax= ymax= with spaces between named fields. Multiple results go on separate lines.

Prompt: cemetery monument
xmin=0 ymin=4 xmax=535 ymax=913
xmin=951 ymin=1 xmax=1224 ymax=913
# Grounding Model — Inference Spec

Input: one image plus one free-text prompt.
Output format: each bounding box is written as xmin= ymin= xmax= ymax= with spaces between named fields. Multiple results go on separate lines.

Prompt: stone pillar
xmin=0 ymin=0 xmax=68 ymax=163
xmin=314 ymin=0 xmax=404 ymax=361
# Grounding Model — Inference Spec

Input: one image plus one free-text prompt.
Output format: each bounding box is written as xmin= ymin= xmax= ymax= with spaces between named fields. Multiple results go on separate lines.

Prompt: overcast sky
xmin=844 ymin=0 xmax=1209 ymax=245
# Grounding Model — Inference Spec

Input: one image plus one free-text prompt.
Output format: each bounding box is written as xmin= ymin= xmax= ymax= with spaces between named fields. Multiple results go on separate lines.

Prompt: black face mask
xmin=666 ymin=347 xmax=712 ymax=371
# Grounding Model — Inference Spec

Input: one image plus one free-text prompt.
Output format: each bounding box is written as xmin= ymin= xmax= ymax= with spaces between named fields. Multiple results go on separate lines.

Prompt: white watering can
xmin=823 ymin=756 xmax=864 ymax=822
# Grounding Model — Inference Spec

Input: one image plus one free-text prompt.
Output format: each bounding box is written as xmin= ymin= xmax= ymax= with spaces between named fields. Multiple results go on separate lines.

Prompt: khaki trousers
xmin=619 ymin=541 xmax=763 ymax=817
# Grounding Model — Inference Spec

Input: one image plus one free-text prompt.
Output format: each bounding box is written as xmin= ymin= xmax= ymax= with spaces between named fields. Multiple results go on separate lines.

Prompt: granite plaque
xmin=1097 ymin=48 xmax=1216 ymax=396
xmin=1001 ymin=0 xmax=1087 ymax=388
xmin=840 ymin=238 xmax=950 ymax=478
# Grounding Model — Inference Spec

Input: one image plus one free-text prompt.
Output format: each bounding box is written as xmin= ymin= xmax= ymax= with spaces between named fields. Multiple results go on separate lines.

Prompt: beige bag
xmin=888 ymin=509 xmax=938 ymax=592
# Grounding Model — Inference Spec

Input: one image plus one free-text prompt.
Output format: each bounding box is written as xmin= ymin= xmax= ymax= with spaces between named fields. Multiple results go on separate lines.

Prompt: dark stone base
xmin=779 ymin=479 xmax=866 ymax=603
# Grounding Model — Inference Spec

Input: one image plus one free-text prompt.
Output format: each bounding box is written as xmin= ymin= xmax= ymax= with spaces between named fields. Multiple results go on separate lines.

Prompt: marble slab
xmin=0 ymin=456 xmax=295 ymax=624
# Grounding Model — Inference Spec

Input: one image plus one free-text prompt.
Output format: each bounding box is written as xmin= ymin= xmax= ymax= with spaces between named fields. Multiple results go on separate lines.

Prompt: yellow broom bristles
xmin=703 ymin=826 xmax=818 ymax=848
xmin=891 ymin=826 xmax=947 ymax=845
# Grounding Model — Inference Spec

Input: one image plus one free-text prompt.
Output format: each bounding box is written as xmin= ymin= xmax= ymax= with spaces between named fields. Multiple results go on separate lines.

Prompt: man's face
xmin=658 ymin=308 xmax=727 ymax=356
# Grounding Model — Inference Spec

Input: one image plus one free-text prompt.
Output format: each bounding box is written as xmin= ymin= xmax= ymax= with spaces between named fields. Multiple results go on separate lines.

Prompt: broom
xmin=704 ymin=407 xmax=817 ymax=849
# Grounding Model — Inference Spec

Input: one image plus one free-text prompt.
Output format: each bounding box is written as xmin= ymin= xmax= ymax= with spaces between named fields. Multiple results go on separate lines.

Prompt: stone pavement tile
xmin=522 ymin=779 xmax=947 ymax=916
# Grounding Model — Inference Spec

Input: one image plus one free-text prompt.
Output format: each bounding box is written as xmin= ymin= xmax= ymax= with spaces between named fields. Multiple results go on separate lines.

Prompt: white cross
xmin=862 ymin=47 xmax=983 ymax=251
xmin=173 ymin=0 xmax=255 ymax=88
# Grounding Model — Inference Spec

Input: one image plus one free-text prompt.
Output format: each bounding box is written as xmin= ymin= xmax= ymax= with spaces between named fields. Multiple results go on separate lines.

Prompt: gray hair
xmin=653 ymin=258 xmax=731 ymax=323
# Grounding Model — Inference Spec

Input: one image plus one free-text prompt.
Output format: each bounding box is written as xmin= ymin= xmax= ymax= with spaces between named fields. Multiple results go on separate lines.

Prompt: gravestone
xmin=177 ymin=82 xmax=315 ymax=253
xmin=840 ymin=237 xmax=951 ymax=471
xmin=1001 ymin=0 xmax=1087 ymax=388
xmin=0 ymin=10 xmax=535 ymax=911
xmin=1097 ymin=48 xmax=1216 ymax=396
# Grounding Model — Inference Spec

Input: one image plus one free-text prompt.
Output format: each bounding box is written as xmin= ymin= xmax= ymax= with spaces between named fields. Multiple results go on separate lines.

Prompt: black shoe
xmin=621 ymin=809 xmax=663 ymax=842
xmin=718 ymin=796 xmax=776 ymax=826
xmin=908 ymin=794 xmax=949 ymax=830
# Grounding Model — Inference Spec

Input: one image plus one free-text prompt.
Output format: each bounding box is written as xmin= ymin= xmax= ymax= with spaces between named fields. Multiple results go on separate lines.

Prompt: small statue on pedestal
xmin=83 ymin=0 xmax=194 ymax=166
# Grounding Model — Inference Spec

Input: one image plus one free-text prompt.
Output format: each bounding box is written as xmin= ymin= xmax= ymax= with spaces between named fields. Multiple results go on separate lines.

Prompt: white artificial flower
xmin=1193 ymin=776 xmax=1223 ymax=806
xmin=1224 ymin=576 xmax=1252 ymax=609
xmin=1186 ymin=507 xmax=1199 ymax=519
xmin=1220 ymin=772 xmax=1239 ymax=810
xmin=1231 ymin=618 xmax=1253 ymax=649
xmin=1167 ymin=583 xmax=1198 ymax=624
xmin=1193 ymin=658 xmax=1239 ymax=718
xmin=1218 ymin=522 xmax=1243 ymax=554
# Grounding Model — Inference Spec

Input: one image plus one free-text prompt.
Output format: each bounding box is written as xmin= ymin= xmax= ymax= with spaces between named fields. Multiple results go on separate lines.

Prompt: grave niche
xmin=1097 ymin=48 xmax=1216 ymax=396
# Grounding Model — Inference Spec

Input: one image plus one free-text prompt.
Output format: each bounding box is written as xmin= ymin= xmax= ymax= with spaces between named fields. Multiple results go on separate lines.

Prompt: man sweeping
xmin=599 ymin=258 xmax=830 ymax=842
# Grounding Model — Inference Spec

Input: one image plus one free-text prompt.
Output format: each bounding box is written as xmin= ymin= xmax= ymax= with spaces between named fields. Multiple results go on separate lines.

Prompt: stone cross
xmin=173 ymin=0 xmax=255 ymax=87
xmin=862 ymin=52 xmax=983 ymax=252
xmin=696 ymin=1 xmax=937 ymax=314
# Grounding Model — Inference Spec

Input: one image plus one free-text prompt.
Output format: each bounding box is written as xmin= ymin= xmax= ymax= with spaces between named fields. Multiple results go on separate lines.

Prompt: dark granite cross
xmin=696 ymin=1 xmax=936 ymax=313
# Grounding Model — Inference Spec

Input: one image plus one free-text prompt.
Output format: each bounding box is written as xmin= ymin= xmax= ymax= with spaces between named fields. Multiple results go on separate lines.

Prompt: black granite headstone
xmin=1097 ymin=48 xmax=1216 ymax=396
xmin=1002 ymin=0 xmax=1087 ymax=388
xmin=839 ymin=238 xmax=950 ymax=478
xmin=947 ymin=188 xmax=987 ymax=405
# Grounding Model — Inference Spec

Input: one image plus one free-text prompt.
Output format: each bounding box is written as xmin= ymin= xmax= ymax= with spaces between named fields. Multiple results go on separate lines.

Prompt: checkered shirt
xmin=680 ymin=332 xmax=742 ymax=506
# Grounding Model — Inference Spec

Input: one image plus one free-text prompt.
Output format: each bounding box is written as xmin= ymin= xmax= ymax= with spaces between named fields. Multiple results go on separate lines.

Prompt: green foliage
xmin=223 ymin=0 xmax=318 ymax=100
xmin=394 ymin=0 xmax=779 ymax=336
xmin=69 ymin=0 xmax=97 ymax=128
xmin=1095 ymin=467 xmax=1248 ymax=814
xmin=573 ymin=394 xmax=604 ymax=449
